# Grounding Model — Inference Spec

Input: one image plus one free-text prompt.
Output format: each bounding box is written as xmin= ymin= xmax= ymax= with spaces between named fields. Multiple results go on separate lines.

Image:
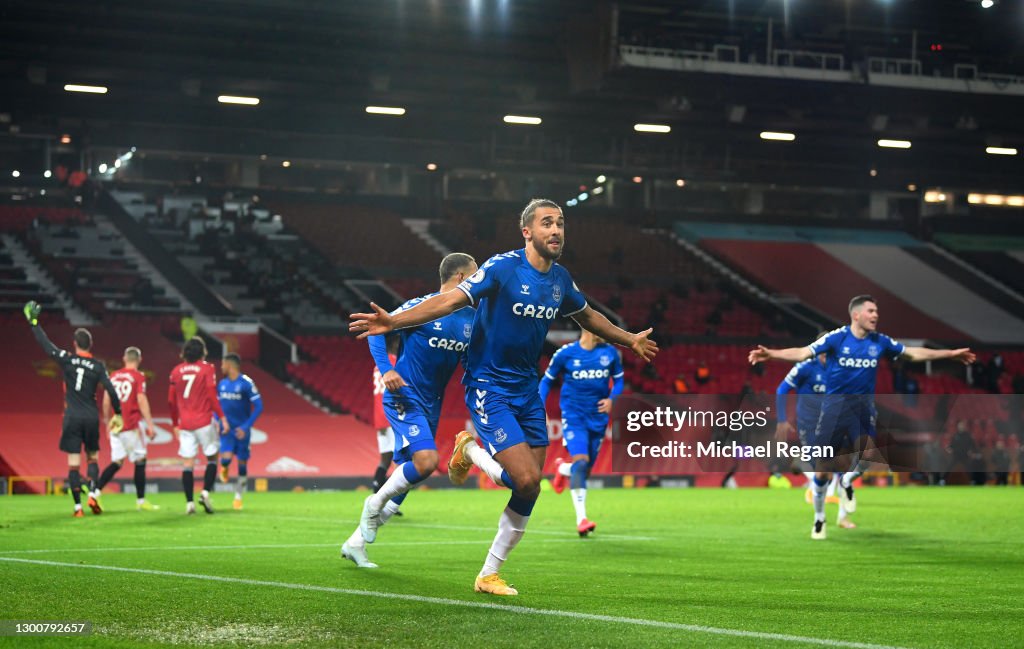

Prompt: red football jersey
xmin=372 ymin=354 xmax=398 ymax=430
xmin=109 ymin=367 xmax=146 ymax=431
xmin=168 ymin=361 xmax=224 ymax=430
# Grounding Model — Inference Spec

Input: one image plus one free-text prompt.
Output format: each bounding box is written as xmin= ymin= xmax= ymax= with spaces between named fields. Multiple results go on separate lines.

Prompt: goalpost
xmin=6 ymin=476 xmax=53 ymax=495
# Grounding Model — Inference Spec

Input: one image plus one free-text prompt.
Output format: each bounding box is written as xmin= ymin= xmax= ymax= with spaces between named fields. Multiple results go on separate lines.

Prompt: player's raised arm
xmin=571 ymin=306 xmax=659 ymax=363
xmin=748 ymin=344 xmax=815 ymax=365
xmin=349 ymin=289 xmax=470 ymax=339
xmin=24 ymin=301 xmax=65 ymax=359
xmin=901 ymin=346 xmax=976 ymax=365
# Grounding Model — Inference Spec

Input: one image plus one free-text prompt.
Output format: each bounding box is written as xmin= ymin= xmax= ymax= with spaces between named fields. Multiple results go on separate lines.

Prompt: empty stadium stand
xmin=109 ymin=189 xmax=363 ymax=334
xmin=100 ymin=191 xmax=235 ymax=317
xmin=0 ymin=207 xmax=100 ymax=324
xmin=585 ymin=284 xmax=776 ymax=338
xmin=933 ymin=233 xmax=1024 ymax=301
xmin=24 ymin=218 xmax=183 ymax=319
xmin=679 ymin=222 xmax=1009 ymax=342
xmin=0 ymin=237 xmax=60 ymax=313
xmin=701 ymin=239 xmax=967 ymax=339
xmin=275 ymin=201 xmax=440 ymax=280
xmin=0 ymin=204 xmax=86 ymax=233
xmin=821 ymin=242 xmax=1024 ymax=343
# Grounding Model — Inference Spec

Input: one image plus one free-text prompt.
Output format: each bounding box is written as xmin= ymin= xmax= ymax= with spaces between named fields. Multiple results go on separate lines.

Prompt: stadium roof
xmin=1 ymin=0 xmax=1022 ymax=188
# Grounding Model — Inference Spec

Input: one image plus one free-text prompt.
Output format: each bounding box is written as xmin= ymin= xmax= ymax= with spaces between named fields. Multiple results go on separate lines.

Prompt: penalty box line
xmin=0 ymin=556 xmax=913 ymax=649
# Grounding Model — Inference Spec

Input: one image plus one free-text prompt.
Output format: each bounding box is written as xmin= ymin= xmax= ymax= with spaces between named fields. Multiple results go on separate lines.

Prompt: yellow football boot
xmin=448 ymin=431 xmax=475 ymax=486
xmin=474 ymin=574 xmax=518 ymax=596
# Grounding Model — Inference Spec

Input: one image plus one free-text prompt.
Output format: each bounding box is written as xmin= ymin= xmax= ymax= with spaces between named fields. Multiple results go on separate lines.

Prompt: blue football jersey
xmin=543 ymin=341 xmax=623 ymax=414
xmin=371 ymin=292 xmax=475 ymax=410
xmin=809 ymin=327 xmax=905 ymax=395
xmin=782 ymin=358 xmax=827 ymax=428
xmin=456 ymin=249 xmax=588 ymax=396
xmin=217 ymin=374 xmax=263 ymax=430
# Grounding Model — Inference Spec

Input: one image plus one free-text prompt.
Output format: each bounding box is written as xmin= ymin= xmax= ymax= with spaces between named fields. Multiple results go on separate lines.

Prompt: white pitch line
xmin=0 ymin=557 xmax=913 ymax=649
xmin=0 ymin=538 xmax=585 ymax=555
xmin=0 ymin=543 xmax=339 ymax=555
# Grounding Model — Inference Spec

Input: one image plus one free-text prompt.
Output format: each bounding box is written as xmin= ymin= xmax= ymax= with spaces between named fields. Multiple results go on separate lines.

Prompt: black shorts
xmin=59 ymin=417 xmax=100 ymax=454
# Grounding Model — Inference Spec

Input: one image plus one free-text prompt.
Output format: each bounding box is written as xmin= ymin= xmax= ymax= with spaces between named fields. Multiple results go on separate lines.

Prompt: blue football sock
xmin=402 ymin=461 xmax=427 ymax=484
xmin=507 ymin=492 xmax=537 ymax=517
xmin=499 ymin=469 xmax=517 ymax=492
xmin=570 ymin=459 xmax=589 ymax=490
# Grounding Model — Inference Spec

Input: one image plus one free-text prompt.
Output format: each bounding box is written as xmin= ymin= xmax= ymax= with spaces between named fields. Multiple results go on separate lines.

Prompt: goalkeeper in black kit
xmin=23 ymin=301 xmax=122 ymax=517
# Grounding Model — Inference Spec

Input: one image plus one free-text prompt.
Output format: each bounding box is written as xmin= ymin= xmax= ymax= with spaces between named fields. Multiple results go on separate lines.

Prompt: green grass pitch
xmin=1 ymin=487 xmax=1021 ymax=648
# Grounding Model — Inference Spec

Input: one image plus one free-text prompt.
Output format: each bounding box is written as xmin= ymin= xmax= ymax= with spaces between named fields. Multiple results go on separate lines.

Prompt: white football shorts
xmin=376 ymin=426 xmax=395 ymax=454
xmin=178 ymin=424 xmax=219 ymax=459
xmin=110 ymin=429 xmax=147 ymax=463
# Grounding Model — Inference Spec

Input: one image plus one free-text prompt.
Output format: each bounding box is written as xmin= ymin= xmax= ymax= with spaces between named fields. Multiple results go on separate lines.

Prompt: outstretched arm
xmin=748 ymin=345 xmax=814 ymax=365
xmin=572 ymin=306 xmax=658 ymax=362
xmin=350 ymin=290 xmax=470 ymax=339
xmin=902 ymin=346 xmax=975 ymax=365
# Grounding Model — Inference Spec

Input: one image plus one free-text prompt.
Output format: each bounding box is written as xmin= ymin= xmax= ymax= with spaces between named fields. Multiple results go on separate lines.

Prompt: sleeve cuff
xmin=456 ymin=284 xmax=475 ymax=306
xmin=563 ymin=301 xmax=588 ymax=318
